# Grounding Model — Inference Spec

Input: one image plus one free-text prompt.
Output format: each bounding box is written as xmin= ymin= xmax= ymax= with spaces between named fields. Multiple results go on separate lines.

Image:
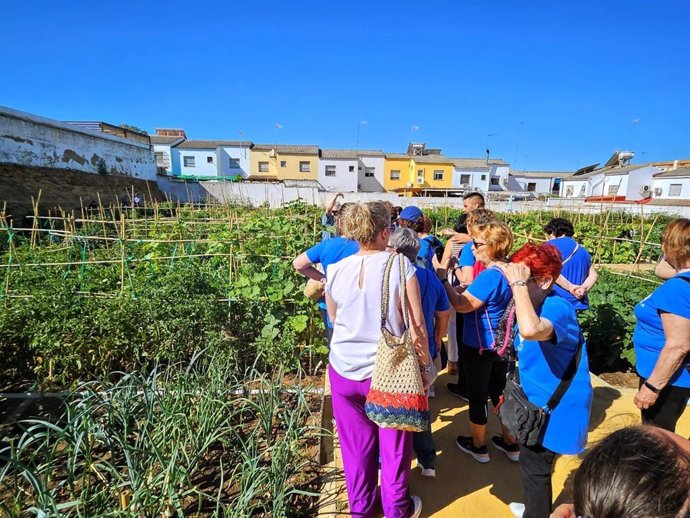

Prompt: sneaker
xmin=491 ymin=435 xmax=520 ymax=462
xmin=446 ymin=383 xmax=469 ymax=402
xmin=456 ymin=435 xmax=490 ymax=463
xmin=420 ymin=467 xmax=436 ymax=478
xmin=428 ymin=385 xmax=436 ymax=398
xmin=508 ymin=502 xmax=525 ymax=518
xmin=410 ymin=495 xmax=423 ymax=518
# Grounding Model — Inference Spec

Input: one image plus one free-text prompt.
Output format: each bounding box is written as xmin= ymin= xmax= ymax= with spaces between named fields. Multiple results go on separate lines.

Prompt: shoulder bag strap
xmin=561 ymin=242 xmax=580 ymax=266
xmin=380 ymin=253 xmax=397 ymax=331
xmin=544 ymin=332 xmax=584 ymax=413
xmin=397 ymin=253 xmax=411 ymax=329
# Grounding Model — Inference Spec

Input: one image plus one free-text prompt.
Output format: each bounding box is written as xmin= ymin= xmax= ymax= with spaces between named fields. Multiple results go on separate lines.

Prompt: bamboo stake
xmin=120 ymin=213 xmax=126 ymax=295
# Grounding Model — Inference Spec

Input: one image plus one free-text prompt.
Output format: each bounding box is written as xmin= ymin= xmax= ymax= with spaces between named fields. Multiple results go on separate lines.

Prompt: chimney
xmin=673 ymin=159 xmax=679 ymax=170
xmin=486 ymin=148 xmax=490 ymax=165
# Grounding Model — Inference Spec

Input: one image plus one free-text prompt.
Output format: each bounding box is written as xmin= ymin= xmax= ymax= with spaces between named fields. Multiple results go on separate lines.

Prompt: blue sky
xmin=2 ymin=1 xmax=689 ymax=171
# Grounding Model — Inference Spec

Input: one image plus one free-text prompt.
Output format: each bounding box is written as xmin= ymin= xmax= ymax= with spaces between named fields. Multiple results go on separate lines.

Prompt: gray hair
xmin=389 ymin=227 xmax=420 ymax=263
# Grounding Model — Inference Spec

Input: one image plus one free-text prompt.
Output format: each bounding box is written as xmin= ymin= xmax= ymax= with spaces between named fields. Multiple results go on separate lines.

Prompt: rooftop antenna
xmin=486 ymin=133 xmax=497 ymax=164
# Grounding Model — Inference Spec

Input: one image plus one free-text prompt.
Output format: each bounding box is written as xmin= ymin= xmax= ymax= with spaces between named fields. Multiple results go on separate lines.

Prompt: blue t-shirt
xmin=633 ymin=272 xmax=690 ymax=388
xmin=321 ymin=213 xmax=336 ymax=241
xmin=415 ymin=265 xmax=450 ymax=358
xmin=458 ymin=241 xmax=476 ymax=268
xmin=418 ymin=235 xmax=442 ymax=270
xmin=464 ymin=267 xmax=512 ymax=349
xmin=305 ymin=237 xmax=360 ymax=321
xmin=515 ymin=294 xmax=592 ymax=455
xmin=550 ymin=236 xmax=592 ymax=311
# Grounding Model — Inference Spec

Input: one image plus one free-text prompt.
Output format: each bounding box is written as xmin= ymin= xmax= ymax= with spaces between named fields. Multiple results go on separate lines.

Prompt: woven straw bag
xmin=364 ymin=253 xmax=429 ymax=432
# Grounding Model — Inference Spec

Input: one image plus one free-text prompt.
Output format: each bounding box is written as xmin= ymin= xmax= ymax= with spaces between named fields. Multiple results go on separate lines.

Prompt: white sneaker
xmin=410 ymin=495 xmax=423 ymax=518
xmin=420 ymin=467 xmax=436 ymax=478
xmin=509 ymin=502 xmax=525 ymax=518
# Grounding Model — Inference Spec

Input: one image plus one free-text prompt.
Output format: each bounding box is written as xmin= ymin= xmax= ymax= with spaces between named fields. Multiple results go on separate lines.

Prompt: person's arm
xmin=326 ymin=290 xmax=337 ymax=326
xmin=555 ymin=274 xmax=576 ymax=292
xmin=452 ymin=232 xmax=472 ymax=245
xmin=440 ymin=240 xmax=454 ymax=269
xmin=497 ymin=263 xmax=555 ymax=341
xmin=459 ymin=266 xmax=473 ymax=285
xmin=655 ymin=256 xmax=676 ymax=280
xmin=634 ymin=312 xmax=690 ymax=410
xmin=436 ymin=270 xmax=483 ymax=313
xmin=293 ymin=252 xmax=325 ymax=282
xmin=325 ymin=193 xmax=343 ymax=215
xmin=434 ymin=308 xmax=451 ymax=355
xmin=573 ymin=265 xmax=598 ymax=299
xmin=404 ymin=274 xmax=431 ymax=368
xmin=549 ymin=504 xmax=576 ymax=518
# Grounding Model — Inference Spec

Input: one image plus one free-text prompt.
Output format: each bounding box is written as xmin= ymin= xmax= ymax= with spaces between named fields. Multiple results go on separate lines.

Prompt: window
xmin=325 ymin=165 xmax=336 ymax=177
xmin=258 ymin=161 xmax=269 ymax=173
xmin=460 ymin=174 xmax=471 ymax=184
xmin=669 ymin=184 xmax=682 ymax=196
xmin=228 ymin=157 xmax=240 ymax=169
xmin=183 ymin=156 xmax=195 ymax=167
xmin=417 ymin=169 xmax=425 ymax=178
xmin=280 ymin=160 xmax=287 ymax=168
xmin=365 ymin=167 xmax=375 ymax=177
xmin=607 ymin=184 xmax=620 ymax=195
xmin=299 ymin=161 xmax=310 ymax=172
xmin=154 ymin=151 xmax=170 ymax=167
xmin=207 ymin=156 xmax=214 ymax=164
xmin=349 ymin=165 xmax=355 ymax=172
xmin=527 ymin=182 xmax=537 ymax=192
xmin=390 ymin=169 xmax=401 ymax=180
xmin=481 ymin=174 xmax=487 ymax=181
xmin=433 ymin=170 xmax=444 ymax=180
xmin=490 ymin=177 xmax=499 ymax=186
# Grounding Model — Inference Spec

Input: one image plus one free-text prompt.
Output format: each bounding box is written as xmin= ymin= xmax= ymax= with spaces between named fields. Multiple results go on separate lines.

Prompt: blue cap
xmin=399 ymin=206 xmax=423 ymax=222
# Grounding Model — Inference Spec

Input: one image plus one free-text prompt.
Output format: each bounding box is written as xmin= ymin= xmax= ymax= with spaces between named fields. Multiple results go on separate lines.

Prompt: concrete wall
xmin=177 ymin=148 xmax=218 ymax=177
xmin=652 ymin=177 xmax=690 ymax=200
xmin=358 ymin=156 xmax=385 ymax=192
xmin=0 ymin=105 xmax=156 ymax=180
xmin=453 ymin=169 xmax=490 ymax=190
xmin=318 ymin=158 xmax=358 ymax=192
xmin=511 ymin=176 xmax=554 ymax=194
xmin=153 ymin=144 xmax=174 ymax=174
xmin=218 ymin=146 xmax=250 ymax=178
xmin=625 ymin=166 xmax=660 ymax=201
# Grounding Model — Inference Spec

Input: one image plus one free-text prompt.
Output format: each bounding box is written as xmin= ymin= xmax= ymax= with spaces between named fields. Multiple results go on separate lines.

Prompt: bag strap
xmin=380 ymin=253 xmax=398 ymax=330
xmin=544 ymin=333 xmax=584 ymax=413
xmin=561 ymin=242 xmax=580 ymax=265
xmin=397 ymin=253 xmax=411 ymax=329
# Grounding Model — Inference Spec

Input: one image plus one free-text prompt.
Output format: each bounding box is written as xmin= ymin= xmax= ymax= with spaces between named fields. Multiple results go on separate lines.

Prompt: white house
xmin=151 ymin=134 xmax=185 ymax=175
xmin=174 ymin=140 xmax=252 ymax=178
xmin=562 ymin=163 xmax=662 ymax=200
xmin=357 ymin=150 xmax=386 ymax=192
xmin=509 ymin=170 xmax=572 ymax=195
xmin=451 ymin=158 xmax=510 ymax=191
xmin=652 ymin=167 xmax=690 ymax=200
xmin=319 ymin=149 xmax=359 ymax=192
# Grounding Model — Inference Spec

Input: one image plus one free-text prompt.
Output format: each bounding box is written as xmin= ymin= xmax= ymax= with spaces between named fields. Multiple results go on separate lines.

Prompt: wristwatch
xmin=510 ymin=280 xmax=527 ymax=287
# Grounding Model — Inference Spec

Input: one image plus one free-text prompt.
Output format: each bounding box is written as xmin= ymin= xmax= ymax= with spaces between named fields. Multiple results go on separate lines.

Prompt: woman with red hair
xmin=497 ymin=242 xmax=593 ymax=518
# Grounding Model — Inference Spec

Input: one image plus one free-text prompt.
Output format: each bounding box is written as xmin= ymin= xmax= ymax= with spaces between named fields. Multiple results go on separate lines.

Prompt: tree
xmin=120 ymin=124 xmax=148 ymax=135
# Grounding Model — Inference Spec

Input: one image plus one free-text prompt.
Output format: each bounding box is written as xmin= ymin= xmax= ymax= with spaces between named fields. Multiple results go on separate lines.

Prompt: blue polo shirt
xmin=305 ymin=237 xmax=360 ymax=324
xmin=418 ymin=235 xmax=442 ymax=270
xmin=464 ymin=267 xmax=512 ymax=349
xmin=458 ymin=241 xmax=476 ymax=268
xmin=549 ymin=236 xmax=592 ymax=311
xmin=515 ymin=294 xmax=592 ymax=455
xmin=415 ymin=265 xmax=450 ymax=358
xmin=634 ymin=272 xmax=690 ymax=388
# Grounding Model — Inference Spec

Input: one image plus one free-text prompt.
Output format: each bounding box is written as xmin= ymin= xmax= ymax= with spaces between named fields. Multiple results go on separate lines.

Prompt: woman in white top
xmin=326 ymin=201 xmax=431 ymax=518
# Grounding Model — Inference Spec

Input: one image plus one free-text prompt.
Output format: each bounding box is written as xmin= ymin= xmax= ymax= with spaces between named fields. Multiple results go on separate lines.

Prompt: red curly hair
xmin=510 ymin=242 xmax=563 ymax=281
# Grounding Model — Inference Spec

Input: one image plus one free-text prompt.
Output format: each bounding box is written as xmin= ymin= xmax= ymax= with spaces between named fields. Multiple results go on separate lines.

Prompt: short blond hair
xmin=467 ymin=208 xmax=496 ymax=231
xmin=472 ymin=219 xmax=513 ymax=259
xmin=340 ymin=201 xmax=390 ymax=245
xmin=662 ymin=218 xmax=690 ymax=267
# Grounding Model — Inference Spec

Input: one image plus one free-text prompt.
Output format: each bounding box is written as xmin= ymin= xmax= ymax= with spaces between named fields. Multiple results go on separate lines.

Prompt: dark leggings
xmin=639 ymin=377 xmax=690 ymax=432
xmin=461 ymin=343 xmax=507 ymax=425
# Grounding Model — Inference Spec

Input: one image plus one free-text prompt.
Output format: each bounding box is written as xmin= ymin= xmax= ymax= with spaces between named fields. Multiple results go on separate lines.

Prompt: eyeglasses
xmin=472 ymin=241 xmax=487 ymax=248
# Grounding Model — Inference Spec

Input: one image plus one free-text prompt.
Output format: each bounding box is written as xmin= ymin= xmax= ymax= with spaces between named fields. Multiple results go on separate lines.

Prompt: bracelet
xmin=420 ymin=363 xmax=432 ymax=374
xmin=510 ymin=280 xmax=527 ymax=287
xmin=644 ymin=381 xmax=661 ymax=394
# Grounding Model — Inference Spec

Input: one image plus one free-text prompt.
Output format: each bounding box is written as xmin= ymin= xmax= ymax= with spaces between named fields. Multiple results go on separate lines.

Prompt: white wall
xmin=652 ymin=177 xmax=690 ymax=200
xmin=602 ymin=175 xmax=627 ymax=197
xmin=512 ymin=176 xmax=554 ymax=194
xmin=453 ymin=169 xmax=490 ymax=190
xmin=0 ymin=105 xmax=156 ymax=180
xmin=561 ymin=179 xmax=589 ymax=197
xmin=218 ymin=146 xmax=250 ymax=178
xmin=358 ymin=156 xmax=385 ymax=192
xmin=153 ymin=144 xmax=174 ymax=174
xmin=319 ymin=158 xmax=358 ymax=192
xmin=177 ymin=148 xmax=218 ymax=177
xmin=625 ymin=166 xmax=660 ymax=201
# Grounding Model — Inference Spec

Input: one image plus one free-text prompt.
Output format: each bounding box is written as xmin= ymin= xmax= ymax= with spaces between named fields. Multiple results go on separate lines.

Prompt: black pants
xmin=519 ymin=442 xmax=557 ymax=518
xmin=319 ymin=307 xmax=333 ymax=349
xmin=639 ymin=377 xmax=690 ymax=432
xmin=461 ymin=344 xmax=507 ymax=425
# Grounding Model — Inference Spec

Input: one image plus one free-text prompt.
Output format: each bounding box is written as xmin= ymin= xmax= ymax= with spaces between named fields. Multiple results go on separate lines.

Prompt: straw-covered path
xmin=319 ymin=370 xmax=690 ymax=517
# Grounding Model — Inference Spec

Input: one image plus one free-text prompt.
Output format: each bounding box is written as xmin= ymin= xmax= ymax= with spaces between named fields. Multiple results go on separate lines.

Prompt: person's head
xmin=573 ymin=425 xmax=690 ymax=518
xmin=463 ymin=192 xmax=485 ymax=213
xmin=543 ymin=217 xmax=575 ymax=239
xmin=454 ymin=213 xmax=468 ymax=234
xmin=340 ymin=201 xmax=391 ymax=250
xmin=470 ymin=219 xmax=513 ymax=264
xmin=509 ymin=242 xmax=562 ymax=299
xmin=466 ymin=208 xmax=496 ymax=231
xmin=661 ymin=218 xmax=690 ymax=270
xmin=421 ymin=215 xmax=433 ymax=235
xmin=389 ymin=227 xmax=421 ymax=263
xmin=334 ymin=202 xmax=354 ymax=236
xmin=397 ymin=206 xmax=425 ymax=233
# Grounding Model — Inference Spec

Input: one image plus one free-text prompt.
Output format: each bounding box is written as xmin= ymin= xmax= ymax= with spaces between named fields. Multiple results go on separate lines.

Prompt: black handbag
xmin=497 ymin=335 xmax=583 ymax=446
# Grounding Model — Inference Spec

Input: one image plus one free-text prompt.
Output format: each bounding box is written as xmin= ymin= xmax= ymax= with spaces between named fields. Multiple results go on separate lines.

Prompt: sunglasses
xmin=472 ymin=241 xmax=487 ymax=248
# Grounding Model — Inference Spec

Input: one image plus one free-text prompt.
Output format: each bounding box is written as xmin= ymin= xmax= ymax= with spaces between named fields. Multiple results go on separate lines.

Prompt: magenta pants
xmin=329 ymin=365 xmax=414 ymax=518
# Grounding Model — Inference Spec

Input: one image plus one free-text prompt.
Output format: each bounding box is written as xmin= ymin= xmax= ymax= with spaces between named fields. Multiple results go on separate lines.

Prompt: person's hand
xmin=421 ymin=361 xmax=438 ymax=391
xmin=336 ymin=192 xmax=344 ymax=198
xmin=569 ymin=285 xmax=587 ymax=299
xmin=447 ymin=360 xmax=458 ymax=375
xmin=496 ymin=262 xmax=531 ymax=286
xmin=634 ymin=384 xmax=660 ymax=411
xmin=550 ymin=503 xmax=575 ymax=518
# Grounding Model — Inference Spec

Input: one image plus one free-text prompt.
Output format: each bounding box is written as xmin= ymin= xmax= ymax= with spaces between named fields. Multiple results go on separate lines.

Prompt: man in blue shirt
xmin=390 ymin=227 xmax=450 ymax=478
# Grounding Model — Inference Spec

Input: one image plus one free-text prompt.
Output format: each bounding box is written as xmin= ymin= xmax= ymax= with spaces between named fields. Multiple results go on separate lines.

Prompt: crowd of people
xmin=293 ymin=194 xmax=690 ymax=518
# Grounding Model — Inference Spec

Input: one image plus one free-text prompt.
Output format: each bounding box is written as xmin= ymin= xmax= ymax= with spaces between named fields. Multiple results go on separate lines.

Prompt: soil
xmin=599 ymin=370 xmax=639 ymax=389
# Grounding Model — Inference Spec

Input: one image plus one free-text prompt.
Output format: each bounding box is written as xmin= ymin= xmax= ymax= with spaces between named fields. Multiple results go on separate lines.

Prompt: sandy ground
xmin=319 ymin=370 xmax=690 ymax=517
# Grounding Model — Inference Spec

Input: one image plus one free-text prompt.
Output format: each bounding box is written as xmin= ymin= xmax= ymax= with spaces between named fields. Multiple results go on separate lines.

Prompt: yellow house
xmin=384 ymin=153 xmax=454 ymax=193
xmin=250 ymin=144 xmax=319 ymax=181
